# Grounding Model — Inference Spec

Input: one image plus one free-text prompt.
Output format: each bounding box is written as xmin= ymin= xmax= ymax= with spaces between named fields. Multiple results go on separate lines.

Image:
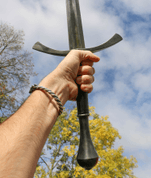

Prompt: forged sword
xmin=33 ymin=0 xmax=122 ymax=170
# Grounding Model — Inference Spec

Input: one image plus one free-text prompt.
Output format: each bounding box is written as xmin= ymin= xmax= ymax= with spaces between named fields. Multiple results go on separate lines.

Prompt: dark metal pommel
xmin=77 ymin=116 xmax=98 ymax=170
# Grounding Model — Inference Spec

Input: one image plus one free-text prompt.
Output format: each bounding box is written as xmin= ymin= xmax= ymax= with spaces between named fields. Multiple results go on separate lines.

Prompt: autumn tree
xmin=0 ymin=22 xmax=36 ymax=122
xmin=34 ymin=107 xmax=138 ymax=178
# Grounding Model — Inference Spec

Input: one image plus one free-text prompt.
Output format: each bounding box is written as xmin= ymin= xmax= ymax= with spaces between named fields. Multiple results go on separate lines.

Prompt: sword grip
xmin=76 ymin=85 xmax=89 ymax=117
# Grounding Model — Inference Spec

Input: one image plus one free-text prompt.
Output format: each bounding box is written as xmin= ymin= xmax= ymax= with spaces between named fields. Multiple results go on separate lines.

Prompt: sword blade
xmin=66 ymin=0 xmax=85 ymax=49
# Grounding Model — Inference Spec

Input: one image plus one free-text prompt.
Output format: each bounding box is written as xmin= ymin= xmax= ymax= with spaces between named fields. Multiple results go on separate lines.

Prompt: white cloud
xmin=93 ymin=91 xmax=151 ymax=150
xmin=132 ymin=72 xmax=151 ymax=93
xmin=121 ymin=0 xmax=151 ymax=14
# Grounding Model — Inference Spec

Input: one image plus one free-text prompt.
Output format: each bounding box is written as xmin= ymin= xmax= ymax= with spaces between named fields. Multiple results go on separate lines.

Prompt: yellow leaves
xmin=39 ymin=107 xmax=137 ymax=178
xmin=34 ymin=166 xmax=47 ymax=178
xmin=63 ymin=145 xmax=75 ymax=157
xmin=104 ymin=116 xmax=109 ymax=120
xmin=73 ymin=166 xmax=85 ymax=177
xmin=89 ymin=106 xmax=96 ymax=116
xmin=36 ymin=166 xmax=41 ymax=172
xmin=94 ymin=145 xmax=138 ymax=178
xmin=54 ymin=171 xmax=70 ymax=178
xmin=70 ymin=107 xmax=78 ymax=120
xmin=62 ymin=127 xmax=72 ymax=139
xmin=100 ymin=175 xmax=111 ymax=178
xmin=74 ymin=121 xmax=79 ymax=127
xmin=63 ymin=127 xmax=67 ymax=132
xmin=89 ymin=114 xmax=122 ymax=150
xmin=75 ymin=136 xmax=79 ymax=141
xmin=63 ymin=120 xmax=68 ymax=126
xmin=61 ymin=164 xmax=66 ymax=169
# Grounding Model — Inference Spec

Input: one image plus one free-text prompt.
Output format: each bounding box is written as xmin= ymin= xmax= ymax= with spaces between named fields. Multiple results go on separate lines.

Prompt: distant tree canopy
xmin=34 ymin=107 xmax=138 ymax=178
xmin=0 ymin=22 xmax=36 ymax=122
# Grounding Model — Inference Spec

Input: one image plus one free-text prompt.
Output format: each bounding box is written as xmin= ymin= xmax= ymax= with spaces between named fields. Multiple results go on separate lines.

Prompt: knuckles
xmin=76 ymin=75 xmax=94 ymax=85
xmin=81 ymin=84 xmax=93 ymax=93
xmin=78 ymin=66 xmax=95 ymax=75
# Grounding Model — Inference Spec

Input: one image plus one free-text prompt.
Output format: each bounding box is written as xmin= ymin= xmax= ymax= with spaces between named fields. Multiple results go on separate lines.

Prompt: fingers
xmin=76 ymin=75 xmax=94 ymax=85
xmin=76 ymin=75 xmax=94 ymax=93
xmin=81 ymin=84 xmax=93 ymax=93
xmin=81 ymin=59 xmax=94 ymax=67
xmin=78 ymin=65 xmax=95 ymax=75
xmin=76 ymin=54 xmax=97 ymax=94
xmin=70 ymin=84 xmax=93 ymax=101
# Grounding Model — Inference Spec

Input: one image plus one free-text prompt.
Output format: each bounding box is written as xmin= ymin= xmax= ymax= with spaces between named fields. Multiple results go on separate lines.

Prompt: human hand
xmin=39 ymin=50 xmax=100 ymax=105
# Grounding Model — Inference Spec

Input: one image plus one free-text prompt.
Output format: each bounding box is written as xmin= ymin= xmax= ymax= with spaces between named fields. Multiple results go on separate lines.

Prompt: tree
xmin=34 ymin=107 xmax=138 ymax=178
xmin=0 ymin=22 xmax=36 ymax=122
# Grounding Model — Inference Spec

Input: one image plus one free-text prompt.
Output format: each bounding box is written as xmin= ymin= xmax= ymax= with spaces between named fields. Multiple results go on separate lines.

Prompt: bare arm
xmin=0 ymin=50 xmax=100 ymax=178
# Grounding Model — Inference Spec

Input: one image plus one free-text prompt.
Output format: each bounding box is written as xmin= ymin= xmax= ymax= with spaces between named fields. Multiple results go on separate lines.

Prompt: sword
xmin=33 ymin=0 xmax=122 ymax=170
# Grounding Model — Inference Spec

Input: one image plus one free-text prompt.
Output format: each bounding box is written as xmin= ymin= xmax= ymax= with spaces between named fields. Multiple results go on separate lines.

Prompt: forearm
xmin=0 ymin=50 xmax=99 ymax=178
xmin=0 ymin=90 xmax=60 ymax=178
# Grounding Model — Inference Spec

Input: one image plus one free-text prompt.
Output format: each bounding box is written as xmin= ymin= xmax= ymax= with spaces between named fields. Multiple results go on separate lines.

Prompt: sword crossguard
xmin=32 ymin=33 xmax=122 ymax=56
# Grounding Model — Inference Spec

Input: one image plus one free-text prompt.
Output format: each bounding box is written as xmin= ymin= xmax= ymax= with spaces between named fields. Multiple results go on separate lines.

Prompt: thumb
xmin=78 ymin=50 xmax=100 ymax=63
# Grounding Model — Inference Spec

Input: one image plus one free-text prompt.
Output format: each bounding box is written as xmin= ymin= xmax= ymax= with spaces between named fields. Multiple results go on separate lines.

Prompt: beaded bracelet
xmin=29 ymin=84 xmax=63 ymax=115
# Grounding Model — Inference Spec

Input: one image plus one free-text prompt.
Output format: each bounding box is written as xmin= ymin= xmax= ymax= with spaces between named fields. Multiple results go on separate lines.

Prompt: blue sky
xmin=1 ymin=0 xmax=151 ymax=177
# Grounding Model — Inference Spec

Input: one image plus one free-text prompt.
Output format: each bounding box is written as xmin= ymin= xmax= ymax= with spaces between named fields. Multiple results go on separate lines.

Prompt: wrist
xmin=29 ymin=84 xmax=63 ymax=115
xmin=39 ymin=70 xmax=69 ymax=106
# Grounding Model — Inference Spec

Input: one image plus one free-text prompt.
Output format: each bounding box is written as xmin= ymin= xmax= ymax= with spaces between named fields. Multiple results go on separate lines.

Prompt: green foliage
xmin=0 ymin=116 xmax=7 ymax=123
xmin=0 ymin=22 xmax=36 ymax=121
xmin=34 ymin=107 xmax=138 ymax=178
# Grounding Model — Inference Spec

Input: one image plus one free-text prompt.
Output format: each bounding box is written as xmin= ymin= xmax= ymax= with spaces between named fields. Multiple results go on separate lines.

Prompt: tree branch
xmin=40 ymin=156 xmax=51 ymax=171
xmin=0 ymin=44 xmax=8 ymax=55
xmin=51 ymin=142 xmax=63 ymax=171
